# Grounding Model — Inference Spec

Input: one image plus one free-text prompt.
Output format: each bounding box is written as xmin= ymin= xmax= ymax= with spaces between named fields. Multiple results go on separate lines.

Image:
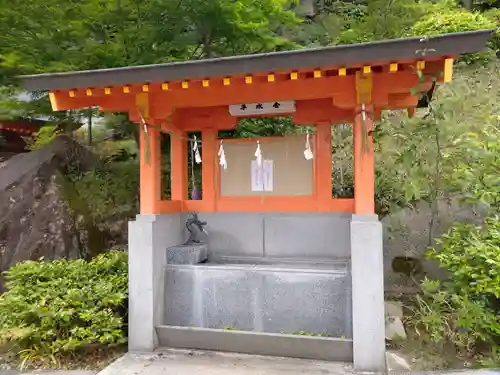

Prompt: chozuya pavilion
xmin=22 ymin=30 xmax=492 ymax=372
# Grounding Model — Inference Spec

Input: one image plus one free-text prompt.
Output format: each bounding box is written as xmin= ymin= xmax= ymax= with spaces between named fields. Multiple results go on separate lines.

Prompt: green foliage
xmin=24 ymin=125 xmax=61 ymax=151
xmin=444 ymin=125 xmax=500 ymax=209
xmin=411 ymin=278 xmax=500 ymax=352
xmin=0 ymin=251 xmax=128 ymax=364
xmin=0 ymin=0 xmax=300 ymax=132
xmin=338 ymin=0 xmax=434 ymax=44
xmin=223 ymin=326 xmax=241 ymax=331
xmin=411 ymin=7 xmax=496 ymax=63
xmin=69 ymin=160 xmax=139 ymax=224
xmin=407 ymin=63 xmax=500 ymax=354
xmin=412 ymin=8 xmax=495 ymax=36
xmin=291 ymin=330 xmax=331 ymax=337
xmin=0 ymin=0 xmax=300 ymax=75
xmin=221 ymin=117 xmax=303 ymax=139
xmin=483 ymin=8 xmax=500 ymax=58
xmin=429 ymin=217 xmax=500 ymax=298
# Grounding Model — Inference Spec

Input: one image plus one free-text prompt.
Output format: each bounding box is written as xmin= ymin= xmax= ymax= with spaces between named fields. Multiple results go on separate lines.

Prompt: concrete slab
xmin=2 ymin=371 xmax=95 ymax=375
xmin=97 ymin=349 xmax=353 ymax=375
xmin=408 ymin=372 xmax=500 ymax=375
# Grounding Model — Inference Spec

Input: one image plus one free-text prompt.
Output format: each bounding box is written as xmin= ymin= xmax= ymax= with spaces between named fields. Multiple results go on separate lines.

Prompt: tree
xmin=0 ymin=0 xmax=301 ymax=135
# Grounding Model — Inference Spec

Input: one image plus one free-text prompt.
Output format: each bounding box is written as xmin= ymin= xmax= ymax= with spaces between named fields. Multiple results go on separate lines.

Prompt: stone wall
xmin=382 ymin=197 xmax=488 ymax=289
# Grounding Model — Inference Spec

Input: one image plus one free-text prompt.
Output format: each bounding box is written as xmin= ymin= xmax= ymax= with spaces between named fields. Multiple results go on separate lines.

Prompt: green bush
xmin=411 ymin=9 xmax=495 ymax=36
xmin=69 ymin=161 xmax=140 ymax=224
xmin=429 ymin=216 xmax=500 ymax=299
xmin=0 ymin=251 xmax=128 ymax=363
xmin=412 ymin=279 xmax=500 ymax=352
xmin=483 ymin=8 xmax=500 ymax=56
xmin=24 ymin=125 xmax=61 ymax=151
xmin=411 ymin=9 xmax=496 ymax=64
xmin=411 ymin=216 xmax=500 ymax=352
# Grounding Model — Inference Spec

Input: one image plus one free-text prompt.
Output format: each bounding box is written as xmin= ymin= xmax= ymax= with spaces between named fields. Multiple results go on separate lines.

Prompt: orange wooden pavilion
xmin=21 ymin=30 xmax=493 ymax=372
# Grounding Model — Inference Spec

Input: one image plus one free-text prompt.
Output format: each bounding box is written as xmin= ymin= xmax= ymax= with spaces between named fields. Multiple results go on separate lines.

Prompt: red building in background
xmin=0 ymin=118 xmax=46 ymax=153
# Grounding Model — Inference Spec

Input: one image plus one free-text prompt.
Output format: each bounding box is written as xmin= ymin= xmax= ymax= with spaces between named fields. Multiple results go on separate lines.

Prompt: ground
xmin=2 ymin=349 xmax=499 ymax=374
xmin=98 ymin=349 xmax=352 ymax=375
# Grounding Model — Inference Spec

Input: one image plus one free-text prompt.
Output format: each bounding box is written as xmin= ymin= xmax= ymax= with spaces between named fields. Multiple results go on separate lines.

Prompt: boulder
xmin=385 ymin=316 xmax=407 ymax=341
xmin=0 ymin=136 xmax=99 ymax=291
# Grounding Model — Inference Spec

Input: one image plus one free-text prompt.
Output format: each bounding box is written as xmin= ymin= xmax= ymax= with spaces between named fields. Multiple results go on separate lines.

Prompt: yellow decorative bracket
xmin=355 ymin=71 xmax=374 ymax=154
xmin=136 ymin=93 xmax=151 ymax=164
xmin=135 ymin=93 xmax=149 ymax=119
xmin=48 ymin=92 xmax=60 ymax=111
xmin=355 ymin=71 xmax=373 ymax=105
xmin=443 ymin=58 xmax=454 ymax=83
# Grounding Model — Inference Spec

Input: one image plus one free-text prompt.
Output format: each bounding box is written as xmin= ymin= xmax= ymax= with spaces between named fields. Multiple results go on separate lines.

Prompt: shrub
xmin=428 ymin=216 xmax=500 ymax=299
xmin=411 ymin=9 xmax=496 ymax=64
xmin=483 ymin=8 xmax=500 ymax=52
xmin=410 ymin=216 xmax=500 ymax=353
xmin=24 ymin=125 xmax=61 ymax=151
xmin=69 ymin=161 xmax=140 ymax=224
xmin=412 ymin=278 xmax=500 ymax=352
xmin=0 ymin=251 xmax=128 ymax=364
xmin=411 ymin=9 xmax=495 ymax=36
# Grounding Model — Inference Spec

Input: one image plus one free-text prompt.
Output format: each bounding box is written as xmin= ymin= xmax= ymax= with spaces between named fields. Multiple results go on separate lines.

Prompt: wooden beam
xmin=294 ymin=99 xmax=353 ymax=125
xmin=47 ymin=67 xmax=443 ymax=114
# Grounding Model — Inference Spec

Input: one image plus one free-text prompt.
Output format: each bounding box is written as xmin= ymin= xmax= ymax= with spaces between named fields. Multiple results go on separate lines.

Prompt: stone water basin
xmin=164 ymin=257 xmax=352 ymax=338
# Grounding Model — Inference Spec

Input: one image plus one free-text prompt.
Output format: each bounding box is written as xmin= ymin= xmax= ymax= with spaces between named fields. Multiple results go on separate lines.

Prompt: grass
xmin=390 ymin=327 xmax=500 ymax=370
xmin=0 ymin=344 xmax=127 ymax=372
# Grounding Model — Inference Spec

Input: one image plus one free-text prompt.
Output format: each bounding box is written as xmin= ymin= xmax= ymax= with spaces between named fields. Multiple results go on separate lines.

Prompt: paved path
xmin=0 ymin=371 xmax=95 ymax=375
xmin=95 ymin=349 xmax=500 ymax=375
xmin=97 ymin=349 xmax=351 ymax=375
xmin=2 ymin=351 xmax=498 ymax=375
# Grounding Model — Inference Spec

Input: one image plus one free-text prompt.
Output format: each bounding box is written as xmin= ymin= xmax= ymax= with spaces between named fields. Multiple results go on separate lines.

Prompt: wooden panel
xmin=219 ymin=136 xmax=314 ymax=197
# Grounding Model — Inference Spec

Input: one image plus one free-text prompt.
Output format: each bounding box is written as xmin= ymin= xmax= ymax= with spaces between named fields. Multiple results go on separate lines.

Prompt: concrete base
xmin=128 ymin=212 xmax=385 ymax=372
xmin=156 ymin=326 xmax=353 ymax=362
xmin=128 ymin=214 xmax=183 ymax=352
xmin=350 ymin=215 xmax=386 ymax=373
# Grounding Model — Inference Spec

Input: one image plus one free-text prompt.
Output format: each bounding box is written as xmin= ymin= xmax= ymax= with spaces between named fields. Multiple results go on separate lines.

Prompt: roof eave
xmin=20 ymin=29 xmax=494 ymax=92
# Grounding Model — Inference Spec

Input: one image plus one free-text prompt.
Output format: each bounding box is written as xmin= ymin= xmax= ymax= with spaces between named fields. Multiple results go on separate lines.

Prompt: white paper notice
xmin=251 ymin=159 xmax=274 ymax=192
xmin=263 ymin=159 xmax=273 ymax=191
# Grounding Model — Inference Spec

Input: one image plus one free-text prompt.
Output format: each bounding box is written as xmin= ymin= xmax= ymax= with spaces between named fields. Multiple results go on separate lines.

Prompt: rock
xmin=385 ymin=300 xmax=404 ymax=319
xmin=386 ymin=351 xmax=411 ymax=371
xmin=385 ymin=315 xmax=407 ymax=341
xmin=0 ymin=136 xmax=99 ymax=291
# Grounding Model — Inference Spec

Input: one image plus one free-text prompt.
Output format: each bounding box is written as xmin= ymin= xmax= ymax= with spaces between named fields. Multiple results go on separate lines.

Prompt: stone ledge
xmin=156 ymin=325 xmax=353 ymax=362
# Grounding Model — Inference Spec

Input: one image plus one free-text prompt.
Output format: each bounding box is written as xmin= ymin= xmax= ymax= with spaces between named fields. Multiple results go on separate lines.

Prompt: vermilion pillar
xmin=353 ymin=105 xmax=375 ymax=214
xmin=170 ymin=130 xmax=188 ymax=201
xmin=315 ymin=122 xmax=333 ymax=206
xmin=139 ymin=125 xmax=161 ymax=214
xmin=202 ymin=128 xmax=217 ymax=211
